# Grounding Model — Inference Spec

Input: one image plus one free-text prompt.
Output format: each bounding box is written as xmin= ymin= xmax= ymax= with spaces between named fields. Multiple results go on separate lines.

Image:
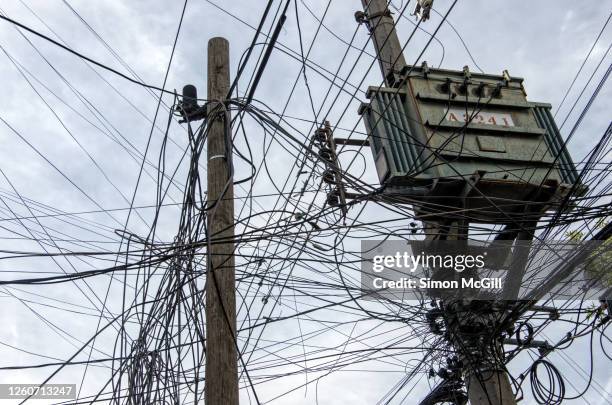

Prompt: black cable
xmin=0 ymin=13 xmax=198 ymax=98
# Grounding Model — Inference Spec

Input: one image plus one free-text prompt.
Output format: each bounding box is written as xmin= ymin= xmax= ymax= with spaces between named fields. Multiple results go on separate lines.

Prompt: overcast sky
xmin=0 ymin=1 xmax=611 ymax=404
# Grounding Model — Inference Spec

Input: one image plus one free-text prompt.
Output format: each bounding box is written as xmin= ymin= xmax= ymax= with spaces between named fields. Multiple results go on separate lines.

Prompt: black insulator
xmin=318 ymin=147 xmax=334 ymax=162
xmin=326 ymin=192 xmax=339 ymax=207
xmin=182 ymin=84 xmax=198 ymax=113
xmin=314 ymin=129 xmax=327 ymax=143
xmin=437 ymin=368 xmax=450 ymax=380
xmin=354 ymin=10 xmax=367 ymax=24
xmin=322 ymin=170 xmax=336 ymax=184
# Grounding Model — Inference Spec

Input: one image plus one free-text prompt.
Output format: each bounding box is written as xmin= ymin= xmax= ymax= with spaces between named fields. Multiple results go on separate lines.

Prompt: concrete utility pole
xmin=361 ymin=0 xmax=407 ymax=86
xmin=205 ymin=37 xmax=239 ymax=405
xmin=360 ymin=1 xmax=517 ymax=404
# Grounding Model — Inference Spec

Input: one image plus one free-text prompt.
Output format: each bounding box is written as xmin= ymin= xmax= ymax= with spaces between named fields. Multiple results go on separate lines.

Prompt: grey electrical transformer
xmin=358 ymin=64 xmax=581 ymax=223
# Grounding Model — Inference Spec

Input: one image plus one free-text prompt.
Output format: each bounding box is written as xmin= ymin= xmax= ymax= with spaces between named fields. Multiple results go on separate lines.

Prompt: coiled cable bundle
xmin=529 ymin=359 xmax=565 ymax=405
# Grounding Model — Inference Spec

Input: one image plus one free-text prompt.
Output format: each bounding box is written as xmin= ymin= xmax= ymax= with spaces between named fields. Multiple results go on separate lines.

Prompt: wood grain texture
xmin=205 ymin=36 xmax=239 ymax=405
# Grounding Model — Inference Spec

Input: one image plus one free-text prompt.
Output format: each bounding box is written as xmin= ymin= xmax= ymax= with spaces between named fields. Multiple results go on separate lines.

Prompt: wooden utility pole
xmin=360 ymin=1 xmax=517 ymax=404
xmin=205 ymin=37 xmax=239 ymax=405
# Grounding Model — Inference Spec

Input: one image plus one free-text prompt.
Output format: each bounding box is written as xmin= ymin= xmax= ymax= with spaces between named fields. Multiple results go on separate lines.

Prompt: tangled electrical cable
xmin=529 ymin=359 xmax=565 ymax=405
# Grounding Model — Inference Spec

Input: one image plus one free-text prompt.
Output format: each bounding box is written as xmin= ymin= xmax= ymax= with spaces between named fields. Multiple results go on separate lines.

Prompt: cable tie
xmin=209 ymin=154 xmax=226 ymax=161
